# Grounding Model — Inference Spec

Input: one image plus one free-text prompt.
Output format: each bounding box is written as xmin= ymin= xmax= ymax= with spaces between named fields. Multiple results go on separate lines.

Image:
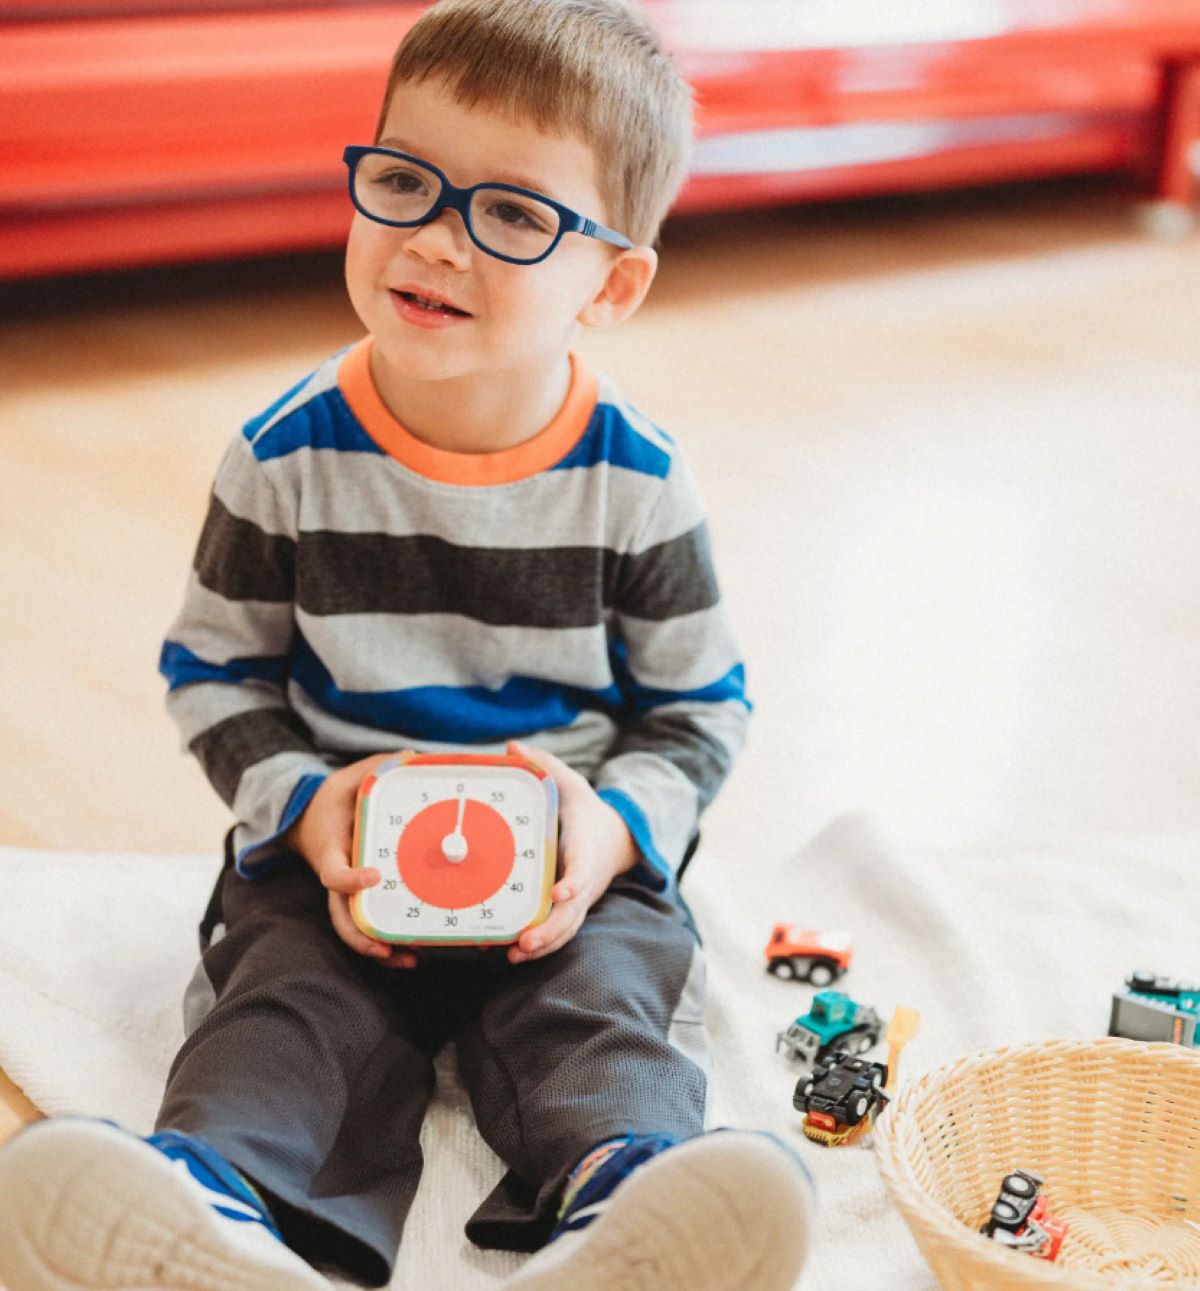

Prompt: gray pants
xmin=156 ymin=841 xmax=709 ymax=1286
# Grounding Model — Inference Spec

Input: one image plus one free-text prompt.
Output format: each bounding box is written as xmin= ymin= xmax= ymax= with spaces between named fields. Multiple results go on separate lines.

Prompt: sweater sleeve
xmin=159 ymin=433 xmax=329 ymax=875
xmin=594 ymin=453 xmax=751 ymax=890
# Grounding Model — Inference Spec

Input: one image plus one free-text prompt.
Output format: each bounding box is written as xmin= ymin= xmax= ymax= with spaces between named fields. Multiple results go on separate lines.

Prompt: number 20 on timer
xmin=350 ymin=752 xmax=558 ymax=947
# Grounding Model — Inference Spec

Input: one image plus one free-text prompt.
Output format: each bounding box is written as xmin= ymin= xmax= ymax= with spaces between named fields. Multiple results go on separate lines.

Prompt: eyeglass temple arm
xmin=569 ymin=214 xmax=634 ymax=251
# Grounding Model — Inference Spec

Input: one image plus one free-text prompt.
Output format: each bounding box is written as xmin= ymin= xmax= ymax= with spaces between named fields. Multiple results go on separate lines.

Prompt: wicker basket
xmin=873 ymin=1038 xmax=1200 ymax=1290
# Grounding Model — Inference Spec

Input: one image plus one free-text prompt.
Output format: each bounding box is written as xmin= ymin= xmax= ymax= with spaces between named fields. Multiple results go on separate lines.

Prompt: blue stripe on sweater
xmin=608 ymin=636 xmax=750 ymax=714
xmin=240 ymin=381 xmax=673 ymax=480
xmin=236 ymin=773 xmax=327 ymax=877
xmin=597 ymin=788 xmax=672 ymax=889
xmin=159 ymin=640 xmax=288 ymax=691
xmin=288 ymin=634 xmax=623 ymax=742
xmin=161 ymin=635 xmax=746 ymax=738
xmin=551 ymin=403 xmax=672 ymax=479
xmin=247 ymin=388 xmax=386 ymax=462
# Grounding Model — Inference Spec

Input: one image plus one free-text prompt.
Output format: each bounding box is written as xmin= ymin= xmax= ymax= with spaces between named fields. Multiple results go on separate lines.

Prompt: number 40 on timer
xmin=350 ymin=751 xmax=558 ymax=947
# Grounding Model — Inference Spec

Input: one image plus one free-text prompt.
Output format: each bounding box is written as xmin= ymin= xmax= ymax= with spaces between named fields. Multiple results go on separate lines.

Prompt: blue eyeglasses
xmin=342 ymin=145 xmax=633 ymax=266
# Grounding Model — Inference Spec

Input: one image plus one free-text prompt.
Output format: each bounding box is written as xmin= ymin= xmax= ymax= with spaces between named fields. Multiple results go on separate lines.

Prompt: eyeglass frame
xmin=342 ymin=145 xmax=634 ymax=266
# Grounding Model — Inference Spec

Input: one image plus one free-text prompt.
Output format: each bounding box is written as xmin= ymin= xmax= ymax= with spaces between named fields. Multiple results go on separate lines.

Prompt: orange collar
xmin=337 ymin=338 xmax=597 ymax=486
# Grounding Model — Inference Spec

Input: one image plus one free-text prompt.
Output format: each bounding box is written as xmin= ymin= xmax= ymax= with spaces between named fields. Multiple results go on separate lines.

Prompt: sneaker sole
xmin=0 ymin=1119 xmax=329 ymax=1291
xmin=503 ymin=1131 xmax=815 ymax=1291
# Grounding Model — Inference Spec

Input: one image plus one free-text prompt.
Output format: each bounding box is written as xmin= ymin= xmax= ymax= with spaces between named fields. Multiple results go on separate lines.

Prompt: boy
xmin=0 ymin=2 xmax=814 ymax=1288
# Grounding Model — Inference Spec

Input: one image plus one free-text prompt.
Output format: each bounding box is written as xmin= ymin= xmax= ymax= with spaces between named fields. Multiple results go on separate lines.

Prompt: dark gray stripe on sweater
xmin=615 ymin=708 xmax=733 ymax=811
xmin=297 ymin=533 xmax=616 ymax=627
xmin=615 ymin=524 xmax=720 ymax=623
xmin=189 ymin=707 xmax=314 ymax=806
xmin=194 ymin=494 xmax=295 ymax=604
xmin=195 ymin=515 xmax=719 ymax=628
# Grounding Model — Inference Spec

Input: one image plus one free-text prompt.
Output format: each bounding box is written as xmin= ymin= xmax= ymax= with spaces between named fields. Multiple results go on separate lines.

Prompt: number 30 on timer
xmin=350 ymin=751 xmax=558 ymax=947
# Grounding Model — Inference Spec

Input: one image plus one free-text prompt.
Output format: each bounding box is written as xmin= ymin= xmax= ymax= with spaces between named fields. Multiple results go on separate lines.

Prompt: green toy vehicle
xmin=775 ymin=990 xmax=883 ymax=1073
xmin=1108 ymin=971 xmax=1199 ymax=1047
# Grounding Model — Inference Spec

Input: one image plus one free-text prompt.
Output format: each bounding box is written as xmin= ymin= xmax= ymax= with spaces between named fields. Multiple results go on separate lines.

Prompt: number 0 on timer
xmin=350 ymin=752 xmax=558 ymax=947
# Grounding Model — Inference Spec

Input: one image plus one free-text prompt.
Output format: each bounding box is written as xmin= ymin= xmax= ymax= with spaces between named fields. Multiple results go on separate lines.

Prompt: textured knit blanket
xmin=0 ymin=820 xmax=1193 ymax=1290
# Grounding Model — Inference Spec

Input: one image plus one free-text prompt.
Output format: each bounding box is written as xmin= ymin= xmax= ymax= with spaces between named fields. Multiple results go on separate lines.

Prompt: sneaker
xmin=501 ymin=1129 xmax=816 ymax=1291
xmin=0 ymin=1117 xmax=330 ymax=1291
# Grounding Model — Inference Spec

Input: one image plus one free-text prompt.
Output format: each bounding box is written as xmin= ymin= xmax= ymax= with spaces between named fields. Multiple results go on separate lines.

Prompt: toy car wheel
xmin=808 ymin=960 xmax=836 ymax=987
xmin=769 ymin=959 xmax=797 ymax=981
xmin=991 ymin=1200 xmax=1021 ymax=1227
xmin=850 ymin=1094 xmax=869 ymax=1123
xmin=855 ymin=1035 xmax=872 ymax=1055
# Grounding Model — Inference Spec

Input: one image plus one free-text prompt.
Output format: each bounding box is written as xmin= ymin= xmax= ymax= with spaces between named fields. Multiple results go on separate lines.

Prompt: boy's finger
xmin=327 ymin=894 xmax=391 ymax=959
xmin=507 ymin=740 xmax=582 ymax=799
xmin=321 ymin=863 xmax=380 ymax=895
xmin=552 ymin=871 xmax=589 ymax=903
xmin=516 ymin=912 xmax=583 ymax=962
xmin=377 ymin=949 xmax=420 ymax=970
xmin=551 ymin=830 xmax=585 ymax=895
xmin=517 ymin=896 xmax=579 ymax=955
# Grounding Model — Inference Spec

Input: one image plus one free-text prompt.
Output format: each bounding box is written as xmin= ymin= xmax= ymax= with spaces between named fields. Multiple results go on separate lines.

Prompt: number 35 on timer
xmin=350 ymin=751 xmax=558 ymax=947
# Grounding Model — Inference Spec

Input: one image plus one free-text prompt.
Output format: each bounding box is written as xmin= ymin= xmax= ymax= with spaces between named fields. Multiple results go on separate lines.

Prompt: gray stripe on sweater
xmin=166 ymin=678 xmax=288 ymax=746
xmin=618 ymin=605 xmax=742 ymax=693
xmin=240 ymin=446 xmax=689 ymax=547
xmin=169 ymin=576 xmax=295 ymax=665
xmin=296 ymin=611 xmax=616 ymax=692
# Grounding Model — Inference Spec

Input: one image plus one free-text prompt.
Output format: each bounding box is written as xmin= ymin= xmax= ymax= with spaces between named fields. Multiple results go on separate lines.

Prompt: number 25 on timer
xmin=350 ymin=752 xmax=558 ymax=947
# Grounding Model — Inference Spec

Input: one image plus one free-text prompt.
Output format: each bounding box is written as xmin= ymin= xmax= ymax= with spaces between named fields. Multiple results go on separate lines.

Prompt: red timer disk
xmin=396 ymin=798 xmax=516 ymax=908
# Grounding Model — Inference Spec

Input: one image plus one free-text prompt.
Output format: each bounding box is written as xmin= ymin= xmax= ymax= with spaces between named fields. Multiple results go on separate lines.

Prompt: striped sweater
xmin=160 ymin=338 xmax=750 ymax=887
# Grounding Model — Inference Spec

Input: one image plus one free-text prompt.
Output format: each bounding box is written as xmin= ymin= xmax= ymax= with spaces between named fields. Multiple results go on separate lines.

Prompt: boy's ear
xmin=578 ymin=246 xmax=658 ymax=329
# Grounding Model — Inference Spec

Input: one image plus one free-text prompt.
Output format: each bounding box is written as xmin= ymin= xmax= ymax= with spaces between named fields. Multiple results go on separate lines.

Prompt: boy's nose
xmin=403 ymin=209 xmax=471 ymax=268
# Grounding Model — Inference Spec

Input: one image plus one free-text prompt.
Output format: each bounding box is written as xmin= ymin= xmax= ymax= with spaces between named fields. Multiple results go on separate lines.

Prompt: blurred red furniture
xmin=1 ymin=0 xmax=1198 ymax=278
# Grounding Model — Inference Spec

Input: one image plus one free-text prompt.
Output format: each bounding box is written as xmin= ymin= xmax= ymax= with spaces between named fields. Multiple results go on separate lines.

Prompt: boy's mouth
xmin=391 ymin=289 xmax=471 ymax=318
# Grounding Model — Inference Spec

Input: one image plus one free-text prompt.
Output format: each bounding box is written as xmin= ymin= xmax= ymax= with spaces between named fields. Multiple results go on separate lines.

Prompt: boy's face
xmin=345 ymin=77 xmax=651 ymax=391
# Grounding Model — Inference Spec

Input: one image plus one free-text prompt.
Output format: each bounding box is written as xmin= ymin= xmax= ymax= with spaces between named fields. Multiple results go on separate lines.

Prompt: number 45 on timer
xmin=350 ymin=751 xmax=558 ymax=947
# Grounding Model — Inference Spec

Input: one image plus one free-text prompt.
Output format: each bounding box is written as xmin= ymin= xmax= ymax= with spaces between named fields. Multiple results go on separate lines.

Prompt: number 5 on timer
xmin=350 ymin=751 xmax=558 ymax=947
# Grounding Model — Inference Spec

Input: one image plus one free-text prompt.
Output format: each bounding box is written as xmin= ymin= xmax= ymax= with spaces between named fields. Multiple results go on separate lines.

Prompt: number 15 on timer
xmin=350 ymin=751 xmax=558 ymax=947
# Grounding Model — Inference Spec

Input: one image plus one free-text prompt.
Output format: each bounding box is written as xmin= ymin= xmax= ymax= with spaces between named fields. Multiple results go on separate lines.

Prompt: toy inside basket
xmin=874 ymin=1038 xmax=1200 ymax=1290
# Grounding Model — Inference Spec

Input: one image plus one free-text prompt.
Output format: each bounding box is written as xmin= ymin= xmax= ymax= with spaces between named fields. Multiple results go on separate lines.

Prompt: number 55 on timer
xmin=350 ymin=751 xmax=558 ymax=947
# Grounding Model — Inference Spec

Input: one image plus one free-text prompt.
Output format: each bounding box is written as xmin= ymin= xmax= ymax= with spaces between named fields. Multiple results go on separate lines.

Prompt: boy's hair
xmin=376 ymin=0 xmax=693 ymax=247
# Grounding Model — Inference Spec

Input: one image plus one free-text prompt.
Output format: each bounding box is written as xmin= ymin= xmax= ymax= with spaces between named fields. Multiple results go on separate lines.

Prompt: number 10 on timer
xmin=350 ymin=751 xmax=558 ymax=947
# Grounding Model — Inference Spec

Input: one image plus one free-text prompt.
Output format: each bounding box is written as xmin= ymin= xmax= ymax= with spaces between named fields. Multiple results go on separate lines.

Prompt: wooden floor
xmin=2 ymin=176 xmax=1198 ymax=1144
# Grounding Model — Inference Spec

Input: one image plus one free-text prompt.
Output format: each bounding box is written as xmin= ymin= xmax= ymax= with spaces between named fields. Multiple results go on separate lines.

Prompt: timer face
xmin=350 ymin=754 xmax=557 ymax=946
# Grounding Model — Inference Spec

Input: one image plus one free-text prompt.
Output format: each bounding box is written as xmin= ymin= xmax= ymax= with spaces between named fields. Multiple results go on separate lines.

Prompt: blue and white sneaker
xmin=501 ymin=1129 xmax=816 ymax=1291
xmin=0 ymin=1117 xmax=330 ymax=1291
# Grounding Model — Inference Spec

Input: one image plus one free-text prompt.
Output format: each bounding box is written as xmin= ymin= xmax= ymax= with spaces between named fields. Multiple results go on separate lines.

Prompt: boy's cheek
xmin=344 ymin=219 xmax=392 ymax=299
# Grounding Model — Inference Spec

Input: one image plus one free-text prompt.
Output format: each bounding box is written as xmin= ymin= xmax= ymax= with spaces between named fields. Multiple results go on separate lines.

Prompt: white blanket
xmin=1 ymin=819 xmax=1193 ymax=1290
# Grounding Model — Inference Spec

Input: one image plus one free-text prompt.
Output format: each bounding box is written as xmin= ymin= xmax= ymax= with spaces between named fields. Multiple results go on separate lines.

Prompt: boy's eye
xmin=484 ymin=199 xmax=549 ymax=233
xmin=370 ymin=166 xmax=430 ymax=196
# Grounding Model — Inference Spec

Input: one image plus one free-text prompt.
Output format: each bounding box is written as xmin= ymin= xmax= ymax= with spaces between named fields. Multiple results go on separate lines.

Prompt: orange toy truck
xmin=764 ymin=925 xmax=852 ymax=987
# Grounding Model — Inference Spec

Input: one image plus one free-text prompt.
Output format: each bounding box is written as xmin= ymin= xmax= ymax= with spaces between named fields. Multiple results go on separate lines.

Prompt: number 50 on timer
xmin=350 ymin=751 xmax=558 ymax=947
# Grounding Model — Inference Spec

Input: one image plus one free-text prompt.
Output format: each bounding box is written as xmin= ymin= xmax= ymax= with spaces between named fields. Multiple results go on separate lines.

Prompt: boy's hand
xmin=505 ymin=739 xmax=639 ymax=965
xmin=285 ymin=753 xmax=419 ymax=969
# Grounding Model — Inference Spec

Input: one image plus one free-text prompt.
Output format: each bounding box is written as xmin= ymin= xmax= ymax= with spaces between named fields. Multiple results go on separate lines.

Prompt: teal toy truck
xmin=1108 ymin=972 xmax=1199 ymax=1047
xmin=775 ymin=990 xmax=883 ymax=1072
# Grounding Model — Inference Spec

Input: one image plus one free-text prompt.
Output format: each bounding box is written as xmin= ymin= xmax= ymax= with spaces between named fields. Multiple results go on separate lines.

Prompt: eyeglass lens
xmin=353 ymin=152 xmax=561 ymax=261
